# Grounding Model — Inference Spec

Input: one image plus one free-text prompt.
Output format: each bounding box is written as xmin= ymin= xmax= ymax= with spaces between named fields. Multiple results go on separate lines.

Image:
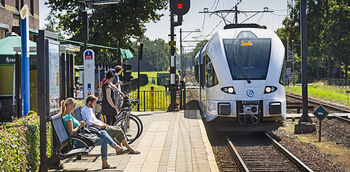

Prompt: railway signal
xmin=168 ymin=0 xmax=190 ymax=111
xmin=170 ymin=0 xmax=190 ymax=16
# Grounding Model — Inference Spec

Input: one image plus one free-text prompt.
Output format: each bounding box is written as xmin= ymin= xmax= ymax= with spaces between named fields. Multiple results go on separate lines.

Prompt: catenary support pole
xmin=300 ymin=0 xmax=311 ymax=123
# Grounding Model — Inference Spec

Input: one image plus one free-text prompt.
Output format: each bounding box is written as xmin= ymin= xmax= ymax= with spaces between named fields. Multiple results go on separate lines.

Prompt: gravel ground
xmin=205 ymin=123 xmax=239 ymax=172
xmin=317 ymin=118 xmax=350 ymax=147
xmin=273 ymin=130 xmax=346 ymax=172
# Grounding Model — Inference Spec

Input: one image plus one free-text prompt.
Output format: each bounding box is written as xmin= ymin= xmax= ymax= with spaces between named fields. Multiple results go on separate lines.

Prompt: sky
xmin=39 ymin=0 xmax=288 ymax=52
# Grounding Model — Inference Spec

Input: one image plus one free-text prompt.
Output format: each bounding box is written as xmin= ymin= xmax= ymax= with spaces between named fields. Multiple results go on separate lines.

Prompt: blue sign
xmin=332 ymin=69 xmax=337 ymax=74
xmin=246 ymin=90 xmax=254 ymax=97
xmin=313 ymin=106 xmax=329 ymax=121
xmin=84 ymin=50 xmax=94 ymax=59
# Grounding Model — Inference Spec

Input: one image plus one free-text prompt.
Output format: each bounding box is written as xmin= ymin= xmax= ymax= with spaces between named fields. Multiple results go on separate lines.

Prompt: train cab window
xmin=205 ymin=55 xmax=218 ymax=87
xmin=224 ymin=38 xmax=271 ymax=80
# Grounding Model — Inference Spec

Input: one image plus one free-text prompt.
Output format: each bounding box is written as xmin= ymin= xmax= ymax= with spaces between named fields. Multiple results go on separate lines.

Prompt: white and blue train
xmin=194 ymin=24 xmax=286 ymax=132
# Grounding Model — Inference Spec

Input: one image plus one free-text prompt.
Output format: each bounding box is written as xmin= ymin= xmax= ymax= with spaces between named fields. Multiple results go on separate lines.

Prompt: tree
xmin=320 ymin=0 xmax=350 ymax=79
xmin=276 ymin=0 xmax=350 ymax=81
xmin=45 ymin=0 xmax=168 ymax=65
xmin=126 ymin=37 xmax=170 ymax=72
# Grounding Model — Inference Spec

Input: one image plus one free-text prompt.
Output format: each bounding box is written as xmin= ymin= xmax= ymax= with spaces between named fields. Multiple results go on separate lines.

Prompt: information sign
xmin=313 ymin=106 xmax=329 ymax=142
xmin=313 ymin=106 xmax=328 ymax=121
xmin=83 ymin=49 xmax=95 ymax=100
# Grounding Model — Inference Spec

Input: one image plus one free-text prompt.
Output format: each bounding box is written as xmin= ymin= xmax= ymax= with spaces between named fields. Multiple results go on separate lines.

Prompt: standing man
xmin=112 ymin=65 xmax=124 ymax=109
xmin=82 ymin=95 xmax=140 ymax=154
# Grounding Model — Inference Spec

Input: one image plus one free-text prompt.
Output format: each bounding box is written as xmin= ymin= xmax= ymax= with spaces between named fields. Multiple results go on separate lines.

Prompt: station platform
xmin=50 ymin=110 xmax=219 ymax=172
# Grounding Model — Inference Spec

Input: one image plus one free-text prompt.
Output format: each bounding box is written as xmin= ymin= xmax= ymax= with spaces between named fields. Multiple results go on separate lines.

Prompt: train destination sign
xmin=313 ymin=106 xmax=329 ymax=121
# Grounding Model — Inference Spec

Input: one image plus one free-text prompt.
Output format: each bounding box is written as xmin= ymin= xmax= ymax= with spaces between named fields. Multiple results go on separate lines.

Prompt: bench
xmin=73 ymin=106 xmax=83 ymax=122
xmin=49 ymin=113 xmax=95 ymax=166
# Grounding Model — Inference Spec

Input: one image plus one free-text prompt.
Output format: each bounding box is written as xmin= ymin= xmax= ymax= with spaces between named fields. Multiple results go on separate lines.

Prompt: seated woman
xmin=61 ymin=98 xmax=128 ymax=169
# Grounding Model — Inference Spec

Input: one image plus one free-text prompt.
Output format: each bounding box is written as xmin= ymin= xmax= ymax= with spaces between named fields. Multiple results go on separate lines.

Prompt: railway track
xmin=286 ymin=93 xmax=350 ymax=123
xmin=286 ymin=93 xmax=350 ymax=113
xmin=226 ymin=133 xmax=313 ymax=172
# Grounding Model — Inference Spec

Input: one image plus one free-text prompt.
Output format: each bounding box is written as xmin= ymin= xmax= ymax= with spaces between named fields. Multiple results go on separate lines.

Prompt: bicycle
xmin=95 ymin=94 xmax=143 ymax=144
xmin=113 ymin=94 xmax=143 ymax=144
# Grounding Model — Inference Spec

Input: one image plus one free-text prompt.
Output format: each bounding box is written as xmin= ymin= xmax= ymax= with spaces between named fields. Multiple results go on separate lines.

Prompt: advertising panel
xmin=48 ymin=40 xmax=60 ymax=114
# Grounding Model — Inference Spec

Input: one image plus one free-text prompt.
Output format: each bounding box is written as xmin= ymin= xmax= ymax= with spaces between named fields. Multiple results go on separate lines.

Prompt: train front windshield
xmin=223 ymin=38 xmax=271 ymax=80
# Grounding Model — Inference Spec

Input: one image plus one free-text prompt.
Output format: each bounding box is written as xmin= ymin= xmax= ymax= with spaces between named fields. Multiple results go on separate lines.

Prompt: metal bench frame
xmin=49 ymin=111 xmax=95 ymax=166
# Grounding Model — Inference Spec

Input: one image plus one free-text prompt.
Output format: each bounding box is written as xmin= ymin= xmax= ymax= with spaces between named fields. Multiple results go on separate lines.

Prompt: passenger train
xmin=194 ymin=24 xmax=286 ymax=132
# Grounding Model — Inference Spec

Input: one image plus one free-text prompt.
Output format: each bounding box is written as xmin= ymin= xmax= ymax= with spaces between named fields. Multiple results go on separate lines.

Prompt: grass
xmin=286 ymin=82 xmax=350 ymax=106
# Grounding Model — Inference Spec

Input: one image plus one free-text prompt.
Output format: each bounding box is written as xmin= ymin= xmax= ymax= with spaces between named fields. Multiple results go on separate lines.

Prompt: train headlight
xmin=264 ymin=86 xmax=277 ymax=94
xmin=221 ymin=86 xmax=236 ymax=94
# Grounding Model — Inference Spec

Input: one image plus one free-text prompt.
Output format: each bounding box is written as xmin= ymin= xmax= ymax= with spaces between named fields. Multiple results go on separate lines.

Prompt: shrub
xmin=0 ymin=111 xmax=51 ymax=171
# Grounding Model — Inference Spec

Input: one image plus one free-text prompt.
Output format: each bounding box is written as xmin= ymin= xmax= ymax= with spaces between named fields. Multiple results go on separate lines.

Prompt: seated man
xmin=82 ymin=95 xmax=140 ymax=154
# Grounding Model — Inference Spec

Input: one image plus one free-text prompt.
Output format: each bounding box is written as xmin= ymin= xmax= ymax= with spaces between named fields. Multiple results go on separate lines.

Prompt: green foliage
xmin=276 ymin=0 xmax=350 ymax=80
xmin=127 ymin=38 xmax=170 ymax=72
xmin=45 ymin=0 xmax=168 ymax=65
xmin=0 ymin=111 xmax=52 ymax=171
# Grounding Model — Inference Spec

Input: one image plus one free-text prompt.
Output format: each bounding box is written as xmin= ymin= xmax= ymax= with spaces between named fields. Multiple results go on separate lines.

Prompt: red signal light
xmin=177 ymin=3 xmax=183 ymax=9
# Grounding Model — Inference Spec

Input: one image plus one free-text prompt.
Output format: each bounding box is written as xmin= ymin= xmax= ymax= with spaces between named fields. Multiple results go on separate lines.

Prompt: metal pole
xmin=299 ymin=0 xmax=312 ymax=123
xmin=83 ymin=2 xmax=88 ymax=51
xmin=319 ymin=121 xmax=321 ymax=142
xmin=38 ymin=30 xmax=48 ymax=172
xmin=20 ymin=6 xmax=30 ymax=117
xmin=235 ymin=5 xmax=238 ymax=24
xmin=180 ymin=29 xmax=183 ymax=81
xmin=168 ymin=12 xmax=178 ymax=111
xmin=143 ymin=91 xmax=146 ymax=111
xmin=15 ymin=53 xmax=21 ymax=118
xmin=179 ymin=29 xmax=183 ymax=110
xmin=137 ymin=55 xmax=140 ymax=111
xmin=292 ymin=40 xmax=295 ymax=86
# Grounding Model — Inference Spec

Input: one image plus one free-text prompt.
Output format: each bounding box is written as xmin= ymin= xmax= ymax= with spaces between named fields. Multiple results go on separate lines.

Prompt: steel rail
xmin=286 ymin=93 xmax=350 ymax=113
xmin=286 ymin=93 xmax=350 ymax=123
xmin=334 ymin=116 xmax=350 ymax=123
xmin=265 ymin=133 xmax=313 ymax=172
xmin=225 ymin=137 xmax=250 ymax=172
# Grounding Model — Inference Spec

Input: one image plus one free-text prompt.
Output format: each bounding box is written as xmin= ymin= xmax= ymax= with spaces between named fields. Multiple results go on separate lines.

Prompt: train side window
xmin=200 ymin=63 xmax=205 ymax=87
xmin=279 ymin=60 xmax=286 ymax=85
xmin=195 ymin=64 xmax=199 ymax=82
xmin=205 ymin=55 xmax=219 ymax=87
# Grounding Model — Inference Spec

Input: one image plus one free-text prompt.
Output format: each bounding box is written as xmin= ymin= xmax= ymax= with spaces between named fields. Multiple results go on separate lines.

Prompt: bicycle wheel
xmin=116 ymin=113 xmax=143 ymax=139
xmin=129 ymin=114 xmax=143 ymax=138
xmin=113 ymin=116 xmax=140 ymax=144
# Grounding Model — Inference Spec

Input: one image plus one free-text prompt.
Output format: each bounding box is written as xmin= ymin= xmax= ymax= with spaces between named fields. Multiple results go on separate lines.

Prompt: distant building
xmin=0 ymin=0 xmax=39 ymax=39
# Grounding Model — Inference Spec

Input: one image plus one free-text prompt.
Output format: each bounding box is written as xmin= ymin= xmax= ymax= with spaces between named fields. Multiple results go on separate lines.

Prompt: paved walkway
xmin=50 ymin=110 xmax=219 ymax=172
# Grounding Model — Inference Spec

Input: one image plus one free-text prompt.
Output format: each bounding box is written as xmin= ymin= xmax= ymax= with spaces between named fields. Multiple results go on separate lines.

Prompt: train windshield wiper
xmin=233 ymin=62 xmax=251 ymax=83
xmin=243 ymin=67 xmax=251 ymax=83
